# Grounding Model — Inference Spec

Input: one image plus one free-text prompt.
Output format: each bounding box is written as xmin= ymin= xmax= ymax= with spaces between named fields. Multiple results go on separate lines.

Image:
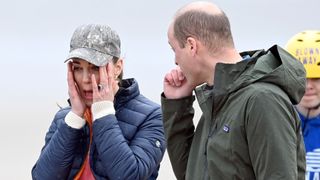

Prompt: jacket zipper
xmin=203 ymin=102 xmax=217 ymax=180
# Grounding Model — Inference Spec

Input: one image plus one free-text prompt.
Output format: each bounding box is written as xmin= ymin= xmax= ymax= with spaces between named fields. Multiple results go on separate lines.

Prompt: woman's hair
xmin=173 ymin=10 xmax=234 ymax=52
xmin=111 ymin=56 xmax=123 ymax=86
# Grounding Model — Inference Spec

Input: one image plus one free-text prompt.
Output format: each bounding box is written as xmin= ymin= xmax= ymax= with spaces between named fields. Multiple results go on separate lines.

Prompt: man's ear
xmin=186 ymin=37 xmax=197 ymax=56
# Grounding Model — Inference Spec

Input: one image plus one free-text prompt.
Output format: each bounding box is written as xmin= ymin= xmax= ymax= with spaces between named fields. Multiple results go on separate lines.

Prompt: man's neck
xmin=207 ymin=48 xmax=242 ymax=85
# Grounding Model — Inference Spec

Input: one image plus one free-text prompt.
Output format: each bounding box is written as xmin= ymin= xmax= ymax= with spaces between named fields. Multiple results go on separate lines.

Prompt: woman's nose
xmin=82 ymin=71 xmax=92 ymax=83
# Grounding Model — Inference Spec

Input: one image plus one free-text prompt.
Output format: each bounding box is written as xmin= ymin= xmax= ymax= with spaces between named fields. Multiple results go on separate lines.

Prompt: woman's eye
xmin=73 ymin=66 xmax=81 ymax=71
xmin=91 ymin=66 xmax=99 ymax=71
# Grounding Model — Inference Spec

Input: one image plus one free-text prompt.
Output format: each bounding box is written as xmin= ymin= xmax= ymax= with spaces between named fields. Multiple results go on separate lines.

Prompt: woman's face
xmin=71 ymin=58 xmax=123 ymax=107
xmin=71 ymin=59 xmax=101 ymax=106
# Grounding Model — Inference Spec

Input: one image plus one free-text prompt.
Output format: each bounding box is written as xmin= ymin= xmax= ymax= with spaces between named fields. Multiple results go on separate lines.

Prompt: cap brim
xmin=65 ymin=48 xmax=113 ymax=66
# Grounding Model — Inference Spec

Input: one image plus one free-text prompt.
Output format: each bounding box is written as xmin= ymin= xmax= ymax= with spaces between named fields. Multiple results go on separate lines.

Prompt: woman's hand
xmin=67 ymin=62 xmax=86 ymax=117
xmin=91 ymin=63 xmax=118 ymax=103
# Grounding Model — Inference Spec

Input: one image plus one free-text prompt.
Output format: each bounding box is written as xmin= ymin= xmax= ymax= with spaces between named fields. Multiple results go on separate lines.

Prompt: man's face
xmin=167 ymin=25 xmax=192 ymax=79
xmin=300 ymin=78 xmax=320 ymax=108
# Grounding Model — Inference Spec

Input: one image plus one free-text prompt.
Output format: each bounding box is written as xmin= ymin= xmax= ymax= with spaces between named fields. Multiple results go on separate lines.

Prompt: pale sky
xmin=0 ymin=0 xmax=319 ymax=179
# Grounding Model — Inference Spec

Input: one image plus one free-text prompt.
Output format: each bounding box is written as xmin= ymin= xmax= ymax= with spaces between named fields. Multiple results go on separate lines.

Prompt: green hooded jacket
xmin=162 ymin=45 xmax=306 ymax=180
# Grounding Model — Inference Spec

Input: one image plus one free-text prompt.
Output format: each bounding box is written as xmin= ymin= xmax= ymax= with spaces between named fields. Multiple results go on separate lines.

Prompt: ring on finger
xmin=98 ymin=84 xmax=105 ymax=91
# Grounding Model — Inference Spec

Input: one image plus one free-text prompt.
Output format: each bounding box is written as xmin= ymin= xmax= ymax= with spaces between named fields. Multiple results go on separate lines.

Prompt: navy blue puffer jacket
xmin=32 ymin=79 xmax=166 ymax=180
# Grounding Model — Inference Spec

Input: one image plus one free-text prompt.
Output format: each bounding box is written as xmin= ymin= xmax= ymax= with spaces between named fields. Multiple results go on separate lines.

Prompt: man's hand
xmin=163 ymin=66 xmax=194 ymax=99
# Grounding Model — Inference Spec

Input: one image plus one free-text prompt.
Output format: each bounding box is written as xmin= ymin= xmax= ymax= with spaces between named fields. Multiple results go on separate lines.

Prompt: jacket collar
xmin=114 ymin=78 xmax=140 ymax=109
xmin=195 ymin=45 xmax=306 ymax=113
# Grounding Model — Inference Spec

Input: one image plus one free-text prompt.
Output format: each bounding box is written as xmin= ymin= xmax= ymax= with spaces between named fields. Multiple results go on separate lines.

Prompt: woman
xmin=32 ymin=24 xmax=166 ymax=180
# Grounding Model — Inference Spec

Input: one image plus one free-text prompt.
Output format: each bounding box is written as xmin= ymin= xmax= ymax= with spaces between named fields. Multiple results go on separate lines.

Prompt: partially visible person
xmin=161 ymin=1 xmax=306 ymax=179
xmin=286 ymin=30 xmax=320 ymax=180
xmin=32 ymin=24 xmax=166 ymax=180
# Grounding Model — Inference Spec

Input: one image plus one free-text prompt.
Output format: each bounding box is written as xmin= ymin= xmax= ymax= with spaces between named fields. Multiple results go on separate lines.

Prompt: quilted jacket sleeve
xmin=91 ymin=105 xmax=166 ymax=180
xmin=31 ymin=108 xmax=82 ymax=180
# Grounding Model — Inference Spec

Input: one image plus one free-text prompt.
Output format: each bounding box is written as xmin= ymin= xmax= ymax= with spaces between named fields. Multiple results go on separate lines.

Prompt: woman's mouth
xmin=83 ymin=90 xmax=93 ymax=100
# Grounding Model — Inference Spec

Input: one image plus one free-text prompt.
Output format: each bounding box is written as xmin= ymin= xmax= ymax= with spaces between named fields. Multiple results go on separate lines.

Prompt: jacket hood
xmin=214 ymin=45 xmax=306 ymax=105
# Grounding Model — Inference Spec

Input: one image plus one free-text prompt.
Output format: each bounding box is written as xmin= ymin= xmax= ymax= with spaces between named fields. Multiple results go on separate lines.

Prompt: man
xmin=161 ymin=1 xmax=306 ymax=179
xmin=286 ymin=30 xmax=320 ymax=180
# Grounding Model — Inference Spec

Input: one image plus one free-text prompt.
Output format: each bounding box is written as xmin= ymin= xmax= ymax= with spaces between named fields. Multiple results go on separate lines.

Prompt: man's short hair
xmin=173 ymin=10 xmax=234 ymax=52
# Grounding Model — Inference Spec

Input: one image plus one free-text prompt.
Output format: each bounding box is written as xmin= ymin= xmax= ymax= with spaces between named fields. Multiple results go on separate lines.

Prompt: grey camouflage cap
xmin=65 ymin=24 xmax=121 ymax=66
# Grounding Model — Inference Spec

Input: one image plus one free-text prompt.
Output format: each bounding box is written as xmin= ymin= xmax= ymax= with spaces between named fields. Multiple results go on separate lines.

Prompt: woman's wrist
xmin=91 ymin=101 xmax=115 ymax=121
xmin=65 ymin=111 xmax=86 ymax=129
